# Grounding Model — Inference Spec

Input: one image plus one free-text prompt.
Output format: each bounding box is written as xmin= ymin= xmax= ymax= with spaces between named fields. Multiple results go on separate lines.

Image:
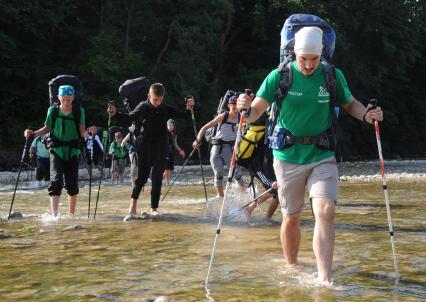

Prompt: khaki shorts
xmin=112 ymin=158 xmax=126 ymax=174
xmin=273 ymin=156 xmax=338 ymax=216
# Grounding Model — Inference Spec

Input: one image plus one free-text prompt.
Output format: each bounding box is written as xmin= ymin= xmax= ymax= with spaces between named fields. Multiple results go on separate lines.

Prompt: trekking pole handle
xmin=368 ymin=99 xmax=378 ymax=109
xmin=363 ymin=99 xmax=378 ymax=124
xmin=22 ymin=126 xmax=33 ymax=161
xmin=241 ymin=89 xmax=253 ymax=118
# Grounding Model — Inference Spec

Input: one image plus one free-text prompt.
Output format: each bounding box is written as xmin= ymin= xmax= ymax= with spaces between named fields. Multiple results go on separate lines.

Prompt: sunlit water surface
xmin=0 ymin=167 xmax=425 ymax=301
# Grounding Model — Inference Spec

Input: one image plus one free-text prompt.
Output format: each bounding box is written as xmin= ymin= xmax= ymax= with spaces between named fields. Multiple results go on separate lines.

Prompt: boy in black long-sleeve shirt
xmin=107 ymin=83 xmax=194 ymax=220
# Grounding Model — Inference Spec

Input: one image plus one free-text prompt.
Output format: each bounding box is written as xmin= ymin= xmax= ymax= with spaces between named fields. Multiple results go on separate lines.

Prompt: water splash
xmin=40 ymin=212 xmax=61 ymax=223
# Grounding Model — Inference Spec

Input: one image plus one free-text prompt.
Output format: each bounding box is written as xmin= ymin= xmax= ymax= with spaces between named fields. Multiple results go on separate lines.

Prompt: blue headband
xmin=58 ymin=85 xmax=75 ymax=96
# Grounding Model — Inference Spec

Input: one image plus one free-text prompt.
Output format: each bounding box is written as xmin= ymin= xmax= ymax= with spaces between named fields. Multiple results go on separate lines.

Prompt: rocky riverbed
xmin=1 ymin=160 xmax=425 ymax=187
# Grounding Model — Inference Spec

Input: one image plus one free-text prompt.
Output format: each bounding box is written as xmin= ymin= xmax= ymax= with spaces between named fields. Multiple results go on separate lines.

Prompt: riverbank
xmin=1 ymin=159 xmax=425 ymax=186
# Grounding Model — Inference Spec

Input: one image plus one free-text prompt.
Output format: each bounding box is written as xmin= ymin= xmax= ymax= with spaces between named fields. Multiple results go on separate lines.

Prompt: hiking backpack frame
xmin=204 ymin=89 xmax=241 ymax=144
xmin=45 ymin=75 xmax=84 ymax=149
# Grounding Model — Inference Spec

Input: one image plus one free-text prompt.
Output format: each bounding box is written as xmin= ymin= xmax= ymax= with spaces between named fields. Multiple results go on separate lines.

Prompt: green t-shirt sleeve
xmin=335 ymin=68 xmax=352 ymax=105
xmin=256 ymin=69 xmax=280 ymax=105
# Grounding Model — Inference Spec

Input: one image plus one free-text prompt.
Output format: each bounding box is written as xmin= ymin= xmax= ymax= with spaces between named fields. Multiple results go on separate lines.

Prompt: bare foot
xmin=150 ymin=208 xmax=161 ymax=216
xmin=243 ymin=207 xmax=251 ymax=222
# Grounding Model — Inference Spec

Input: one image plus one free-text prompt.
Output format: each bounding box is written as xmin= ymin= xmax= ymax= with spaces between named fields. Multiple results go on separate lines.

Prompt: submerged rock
xmin=7 ymin=211 xmax=24 ymax=220
xmin=0 ymin=229 xmax=12 ymax=239
xmin=63 ymin=225 xmax=83 ymax=231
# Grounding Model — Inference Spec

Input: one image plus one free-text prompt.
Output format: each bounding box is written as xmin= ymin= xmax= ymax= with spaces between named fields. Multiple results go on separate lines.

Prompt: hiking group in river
xmin=12 ymin=14 xmax=397 ymax=285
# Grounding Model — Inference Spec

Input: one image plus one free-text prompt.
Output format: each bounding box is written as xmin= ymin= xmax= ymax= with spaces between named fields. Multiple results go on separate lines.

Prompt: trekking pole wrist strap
xmin=243 ymin=108 xmax=252 ymax=119
xmin=363 ymin=109 xmax=372 ymax=125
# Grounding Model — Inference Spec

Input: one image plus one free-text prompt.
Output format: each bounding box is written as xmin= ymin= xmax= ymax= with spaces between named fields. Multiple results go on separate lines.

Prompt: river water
xmin=0 ymin=161 xmax=425 ymax=301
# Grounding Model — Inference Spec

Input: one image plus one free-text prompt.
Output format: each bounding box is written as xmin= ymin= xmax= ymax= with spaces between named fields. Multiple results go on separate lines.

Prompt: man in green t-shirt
xmin=237 ymin=26 xmax=383 ymax=283
xmin=24 ymin=85 xmax=90 ymax=219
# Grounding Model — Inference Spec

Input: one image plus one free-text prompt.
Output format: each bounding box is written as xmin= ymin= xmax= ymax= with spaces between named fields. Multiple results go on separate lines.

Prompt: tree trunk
xmin=150 ymin=20 xmax=176 ymax=76
xmin=122 ymin=0 xmax=135 ymax=63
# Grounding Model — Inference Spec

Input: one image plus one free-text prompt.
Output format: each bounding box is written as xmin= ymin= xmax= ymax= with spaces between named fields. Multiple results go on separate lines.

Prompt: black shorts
xmin=48 ymin=152 xmax=79 ymax=196
xmin=164 ymin=153 xmax=175 ymax=171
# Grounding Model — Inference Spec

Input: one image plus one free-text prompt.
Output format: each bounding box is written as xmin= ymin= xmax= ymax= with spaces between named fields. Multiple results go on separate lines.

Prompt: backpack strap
xmin=51 ymin=105 xmax=81 ymax=137
xmin=322 ymin=61 xmax=342 ymax=154
xmin=218 ymin=111 xmax=230 ymax=131
xmin=72 ymin=106 xmax=81 ymax=138
xmin=275 ymin=61 xmax=293 ymax=109
xmin=268 ymin=62 xmax=292 ymax=137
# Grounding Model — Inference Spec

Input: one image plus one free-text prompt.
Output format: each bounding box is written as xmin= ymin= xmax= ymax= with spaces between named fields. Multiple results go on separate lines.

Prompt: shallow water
xmin=0 ymin=175 xmax=425 ymax=301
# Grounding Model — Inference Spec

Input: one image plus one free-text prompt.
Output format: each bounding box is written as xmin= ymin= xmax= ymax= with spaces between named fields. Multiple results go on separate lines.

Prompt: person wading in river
xmin=24 ymin=85 xmax=90 ymax=218
xmin=107 ymin=83 xmax=194 ymax=221
xmin=237 ymin=26 xmax=383 ymax=283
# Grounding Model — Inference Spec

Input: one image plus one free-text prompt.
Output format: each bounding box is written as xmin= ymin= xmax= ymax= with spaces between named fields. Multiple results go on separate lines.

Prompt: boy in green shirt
xmin=237 ymin=26 xmax=384 ymax=283
xmin=24 ymin=85 xmax=90 ymax=218
xmin=109 ymin=131 xmax=129 ymax=184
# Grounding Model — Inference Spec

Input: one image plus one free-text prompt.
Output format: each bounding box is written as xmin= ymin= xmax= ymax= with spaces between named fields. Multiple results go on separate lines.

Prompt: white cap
xmin=294 ymin=26 xmax=323 ymax=56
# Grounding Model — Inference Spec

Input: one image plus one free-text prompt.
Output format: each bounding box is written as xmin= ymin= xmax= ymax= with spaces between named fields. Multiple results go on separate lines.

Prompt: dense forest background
xmin=1 ymin=0 xmax=425 ymax=170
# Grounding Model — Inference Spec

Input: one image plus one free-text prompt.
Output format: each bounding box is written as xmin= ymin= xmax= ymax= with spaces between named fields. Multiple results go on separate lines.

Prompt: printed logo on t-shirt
xmin=318 ymin=85 xmax=329 ymax=97
xmin=288 ymin=91 xmax=303 ymax=97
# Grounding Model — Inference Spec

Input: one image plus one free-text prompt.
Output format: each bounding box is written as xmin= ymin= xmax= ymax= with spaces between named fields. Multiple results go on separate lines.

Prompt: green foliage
xmin=0 ymin=0 xmax=425 ymax=169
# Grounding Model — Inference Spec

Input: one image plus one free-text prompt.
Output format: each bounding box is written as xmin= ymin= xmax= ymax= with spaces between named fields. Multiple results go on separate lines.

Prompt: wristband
xmin=196 ymin=139 xmax=201 ymax=145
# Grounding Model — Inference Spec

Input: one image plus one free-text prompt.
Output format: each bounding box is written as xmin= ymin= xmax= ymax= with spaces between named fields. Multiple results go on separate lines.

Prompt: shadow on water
xmin=335 ymin=223 xmax=426 ymax=234
xmin=357 ymin=272 xmax=426 ymax=298
xmin=338 ymin=203 xmax=412 ymax=209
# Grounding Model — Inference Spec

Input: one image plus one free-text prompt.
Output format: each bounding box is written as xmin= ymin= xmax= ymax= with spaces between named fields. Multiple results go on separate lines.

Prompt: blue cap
xmin=228 ymin=96 xmax=237 ymax=104
xmin=58 ymin=85 xmax=75 ymax=96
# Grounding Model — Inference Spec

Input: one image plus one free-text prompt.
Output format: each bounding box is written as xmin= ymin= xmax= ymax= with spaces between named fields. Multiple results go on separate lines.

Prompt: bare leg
xmin=128 ymin=198 xmax=138 ymax=215
xmin=216 ymin=186 xmax=224 ymax=197
xmin=244 ymin=193 xmax=272 ymax=220
xmin=68 ymin=194 xmax=77 ymax=215
xmin=163 ymin=170 xmax=171 ymax=185
xmin=112 ymin=172 xmax=118 ymax=184
xmin=281 ymin=212 xmax=302 ymax=264
xmin=50 ymin=195 xmax=60 ymax=217
xmin=311 ymin=198 xmax=335 ymax=282
xmin=266 ymin=197 xmax=279 ymax=220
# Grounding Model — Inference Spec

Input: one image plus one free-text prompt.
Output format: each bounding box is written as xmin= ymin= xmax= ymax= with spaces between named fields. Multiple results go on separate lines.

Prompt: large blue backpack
xmin=268 ymin=14 xmax=340 ymax=152
xmin=279 ymin=14 xmax=336 ymax=64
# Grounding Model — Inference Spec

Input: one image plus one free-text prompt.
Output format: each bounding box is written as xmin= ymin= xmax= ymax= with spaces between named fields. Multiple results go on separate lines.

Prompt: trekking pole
xmin=8 ymin=133 xmax=32 ymax=219
xmin=369 ymin=99 xmax=399 ymax=278
xmin=238 ymin=187 xmax=273 ymax=211
xmin=94 ymin=103 xmax=114 ymax=219
xmin=205 ymin=109 xmax=246 ymax=287
xmin=87 ymin=133 xmax=94 ymax=218
xmin=160 ymin=148 xmax=197 ymax=203
xmin=189 ymin=104 xmax=208 ymax=202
